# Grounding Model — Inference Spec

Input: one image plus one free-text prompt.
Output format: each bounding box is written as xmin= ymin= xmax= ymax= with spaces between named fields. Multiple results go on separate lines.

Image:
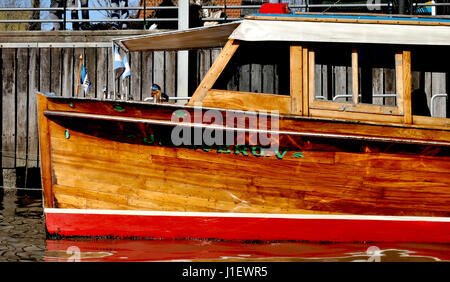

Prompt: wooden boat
xmin=38 ymin=13 xmax=450 ymax=243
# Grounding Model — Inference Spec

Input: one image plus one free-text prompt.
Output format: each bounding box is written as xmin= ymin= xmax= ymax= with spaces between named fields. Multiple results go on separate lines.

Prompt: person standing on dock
xmin=111 ymin=0 xmax=129 ymax=29
xmin=49 ymin=0 xmax=90 ymax=30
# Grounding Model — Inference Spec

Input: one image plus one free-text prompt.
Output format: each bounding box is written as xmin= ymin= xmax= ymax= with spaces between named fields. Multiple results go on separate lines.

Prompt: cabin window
xmin=212 ymin=41 xmax=290 ymax=95
xmin=313 ymin=44 xmax=398 ymax=106
xmin=356 ymin=45 xmax=398 ymax=107
xmin=313 ymin=44 xmax=354 ymax=103
xmin=308 ymin=43 xmax=404 ymax=122
xmin=410 ymin=46 xmax=450 ymax=119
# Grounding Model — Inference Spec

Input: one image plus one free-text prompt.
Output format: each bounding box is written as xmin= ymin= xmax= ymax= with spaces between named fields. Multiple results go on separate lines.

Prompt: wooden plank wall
xmin=28 ymin=47 xmax=178 ymax=100
xmin=0 ymin=46 xmax=179 ymax=188
xmin=196 ymin=47 xmax=284 ymax=95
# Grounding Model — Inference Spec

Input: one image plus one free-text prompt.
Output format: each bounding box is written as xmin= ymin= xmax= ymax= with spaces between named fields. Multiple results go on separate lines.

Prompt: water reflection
xmin=0 ymin=188 xmax=45 ymax=262
xmin=44 ymin=239 xmax=450 ymax=262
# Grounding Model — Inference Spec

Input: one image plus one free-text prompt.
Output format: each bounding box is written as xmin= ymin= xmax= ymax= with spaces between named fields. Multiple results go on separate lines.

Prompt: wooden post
xmin=28 ymin=48 xmax=39 ymax=168
xmin=2 ymin=49 xmax=17 ymax=190
xmin=290 ymin=45 xmax=303 ymax=115
xmin=143 ymin=0 xmax=147 ymax=29
xmin=177 ymin=0 xmax=189 ymax=104
xmin=188 ymin=39 xmax=240 ymax=106
xmin=76 ymin=54 xmax=83 ymax=97
xmin=2 ymin=49 xmax=16 ymax=170
xmin=395 ymin=52 xmax=404 ymax=115
xmin=399 ymin=0 xmax=406 ymax=14
xmin=402 ymin=50 xmax=412 ymax=124
xmin=302 ymin=47 xmax=309 ymax=116
xmin=17 ymin=49 xmax=28 ymax=168
xmin=352 ymin=49 xmax=359 ymax=104
xmin=308 ymin=49 xmax=315 ymax=114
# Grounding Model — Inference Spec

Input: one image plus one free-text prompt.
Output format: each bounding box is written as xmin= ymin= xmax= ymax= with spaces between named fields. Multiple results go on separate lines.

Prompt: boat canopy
xmin=230 ymin=17 xmax=450 ymax=46
xmin=115 ymin=21 xmax=241 ymax=52
xmin=115 ymin=14 xmax=450 ymax=52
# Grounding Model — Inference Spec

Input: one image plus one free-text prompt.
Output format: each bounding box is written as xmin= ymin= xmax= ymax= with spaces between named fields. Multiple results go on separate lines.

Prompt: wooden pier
xmin=0 ymin=30 xmax=219 ymax=188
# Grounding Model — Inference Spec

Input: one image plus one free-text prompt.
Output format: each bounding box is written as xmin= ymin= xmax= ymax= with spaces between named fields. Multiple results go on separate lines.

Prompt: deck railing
xmin=1 ymin=2 xmax=450 ymax=30
xmin=0 ymin=6 xmax=178 ymax=29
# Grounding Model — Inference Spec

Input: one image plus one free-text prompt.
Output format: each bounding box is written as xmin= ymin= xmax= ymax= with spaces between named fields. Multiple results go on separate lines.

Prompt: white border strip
xmin=45 ymin=208 xmax=450 ymax=223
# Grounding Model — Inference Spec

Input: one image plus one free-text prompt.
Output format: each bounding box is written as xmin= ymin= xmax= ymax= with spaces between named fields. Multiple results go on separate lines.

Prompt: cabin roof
xmin=247 ymin=13 xmax=450 ymax=25
xmin=115 ymin=13 xmax=450 ymax=52
xmin=230 ymin=17 xmax=450 ymax=46
xmin=115 ymin=21 xmax=241 ymax=52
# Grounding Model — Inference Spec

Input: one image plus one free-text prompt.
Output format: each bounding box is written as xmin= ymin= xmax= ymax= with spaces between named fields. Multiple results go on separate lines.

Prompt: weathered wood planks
xmin=96 ymin=48 xmax=108 ymax=99
xmin=16 ymin=49 xmax=28 ymax=168
xmin=0 ymin=46 xmax=190 ymax=173
xmin=2 ymin=49 xmax=16 ymax=169
xmin=28 ymin=48 xmax=39 ymax=168
xmin=130 ymin=51 xmax=141 ymax=100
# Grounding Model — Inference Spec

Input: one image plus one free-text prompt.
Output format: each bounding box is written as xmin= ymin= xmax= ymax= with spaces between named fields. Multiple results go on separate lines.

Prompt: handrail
xmin=144 ymin=97 xmax=190 ymax=102
xmin=0 ymin=6 xmax=178 ymax=29
xmin=431 ymin=93 xmax=448 ymax=117
xmin=3 ymin=2 xmax=450 ymax=30
xmin=0 ymin=6 xmax=177 ymax=12
xmin=313 ymin=93 xmax=397 ymax=101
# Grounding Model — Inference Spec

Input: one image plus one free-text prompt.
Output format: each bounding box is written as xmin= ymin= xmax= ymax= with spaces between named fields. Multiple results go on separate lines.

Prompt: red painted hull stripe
xmin=45 ymin=211 xmax=450 ymax=243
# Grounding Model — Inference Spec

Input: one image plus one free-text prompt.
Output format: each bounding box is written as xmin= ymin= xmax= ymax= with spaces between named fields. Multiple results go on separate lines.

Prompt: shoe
xmin=80 ymin=23 xmax=92 ymax=30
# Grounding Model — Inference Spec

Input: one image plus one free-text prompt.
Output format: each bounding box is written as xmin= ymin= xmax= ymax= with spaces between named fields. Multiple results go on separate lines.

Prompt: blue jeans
xmin=49 ymin=0 xmax=89 ymax=30
xmin=111 ymin=0 xmax=129 ymax=29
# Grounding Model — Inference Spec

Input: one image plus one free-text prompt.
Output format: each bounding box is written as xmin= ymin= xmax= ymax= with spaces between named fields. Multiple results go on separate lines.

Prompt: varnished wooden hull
xmin=38 ymin=94 xmax=450 ymax=242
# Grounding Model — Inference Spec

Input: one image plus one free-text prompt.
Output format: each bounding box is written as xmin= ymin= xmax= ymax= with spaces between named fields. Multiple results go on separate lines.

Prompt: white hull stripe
xmin=44 ymin=208 xmax=450 ymax=223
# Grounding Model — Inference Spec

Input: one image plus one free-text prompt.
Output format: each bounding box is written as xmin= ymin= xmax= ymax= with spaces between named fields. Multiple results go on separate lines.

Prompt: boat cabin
xmin=115 ymin=13 xmax=450 ymax=130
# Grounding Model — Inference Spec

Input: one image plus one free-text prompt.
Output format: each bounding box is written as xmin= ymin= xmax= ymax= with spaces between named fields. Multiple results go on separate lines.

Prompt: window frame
xmin=305 ymin=45 xmax=410 ymax=123
xmin=189 ymin=39 xmax=449 ymax=129
xmin=190 ymin=40 xmax=303 ymax=115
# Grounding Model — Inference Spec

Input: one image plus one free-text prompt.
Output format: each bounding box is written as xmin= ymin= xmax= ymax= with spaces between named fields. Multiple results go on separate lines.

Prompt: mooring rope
xmin=0 ymin=186 xmax=42 ymax=191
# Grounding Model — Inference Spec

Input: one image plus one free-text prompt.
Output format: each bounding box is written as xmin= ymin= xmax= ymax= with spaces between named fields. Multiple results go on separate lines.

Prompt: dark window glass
xmin=213 ymin=41 xmax=290 ymax=95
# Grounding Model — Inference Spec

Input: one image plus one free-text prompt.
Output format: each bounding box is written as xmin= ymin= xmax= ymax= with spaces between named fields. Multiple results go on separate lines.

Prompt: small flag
xmin=80 ymin=62 xmax=91 ymax=94
xmin=121 ymin=54 xmax=131 ymax=80
xmin=424 ymin=1 xmax=433 ymax=14
xmin=113 ymin=46 xmax=124 ymax=79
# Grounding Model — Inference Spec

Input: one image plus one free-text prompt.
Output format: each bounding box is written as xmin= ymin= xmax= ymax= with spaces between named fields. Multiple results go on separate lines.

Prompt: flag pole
xmin=76 ymin=55 xmax=83 ymax=97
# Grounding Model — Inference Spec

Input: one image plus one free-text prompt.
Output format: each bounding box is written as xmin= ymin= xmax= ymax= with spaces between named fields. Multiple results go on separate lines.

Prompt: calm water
xmin=1 ymin=188 xmax=449 ymax=262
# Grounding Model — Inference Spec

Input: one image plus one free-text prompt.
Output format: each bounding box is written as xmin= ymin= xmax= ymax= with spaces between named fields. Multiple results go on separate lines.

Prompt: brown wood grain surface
xmin=38 ymin=94 xmax=54 ymax=208
xmin=39 ymin=94 xmax=450 ymax=217
xmin=202 ymin=89 xmax=291 ymax=114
